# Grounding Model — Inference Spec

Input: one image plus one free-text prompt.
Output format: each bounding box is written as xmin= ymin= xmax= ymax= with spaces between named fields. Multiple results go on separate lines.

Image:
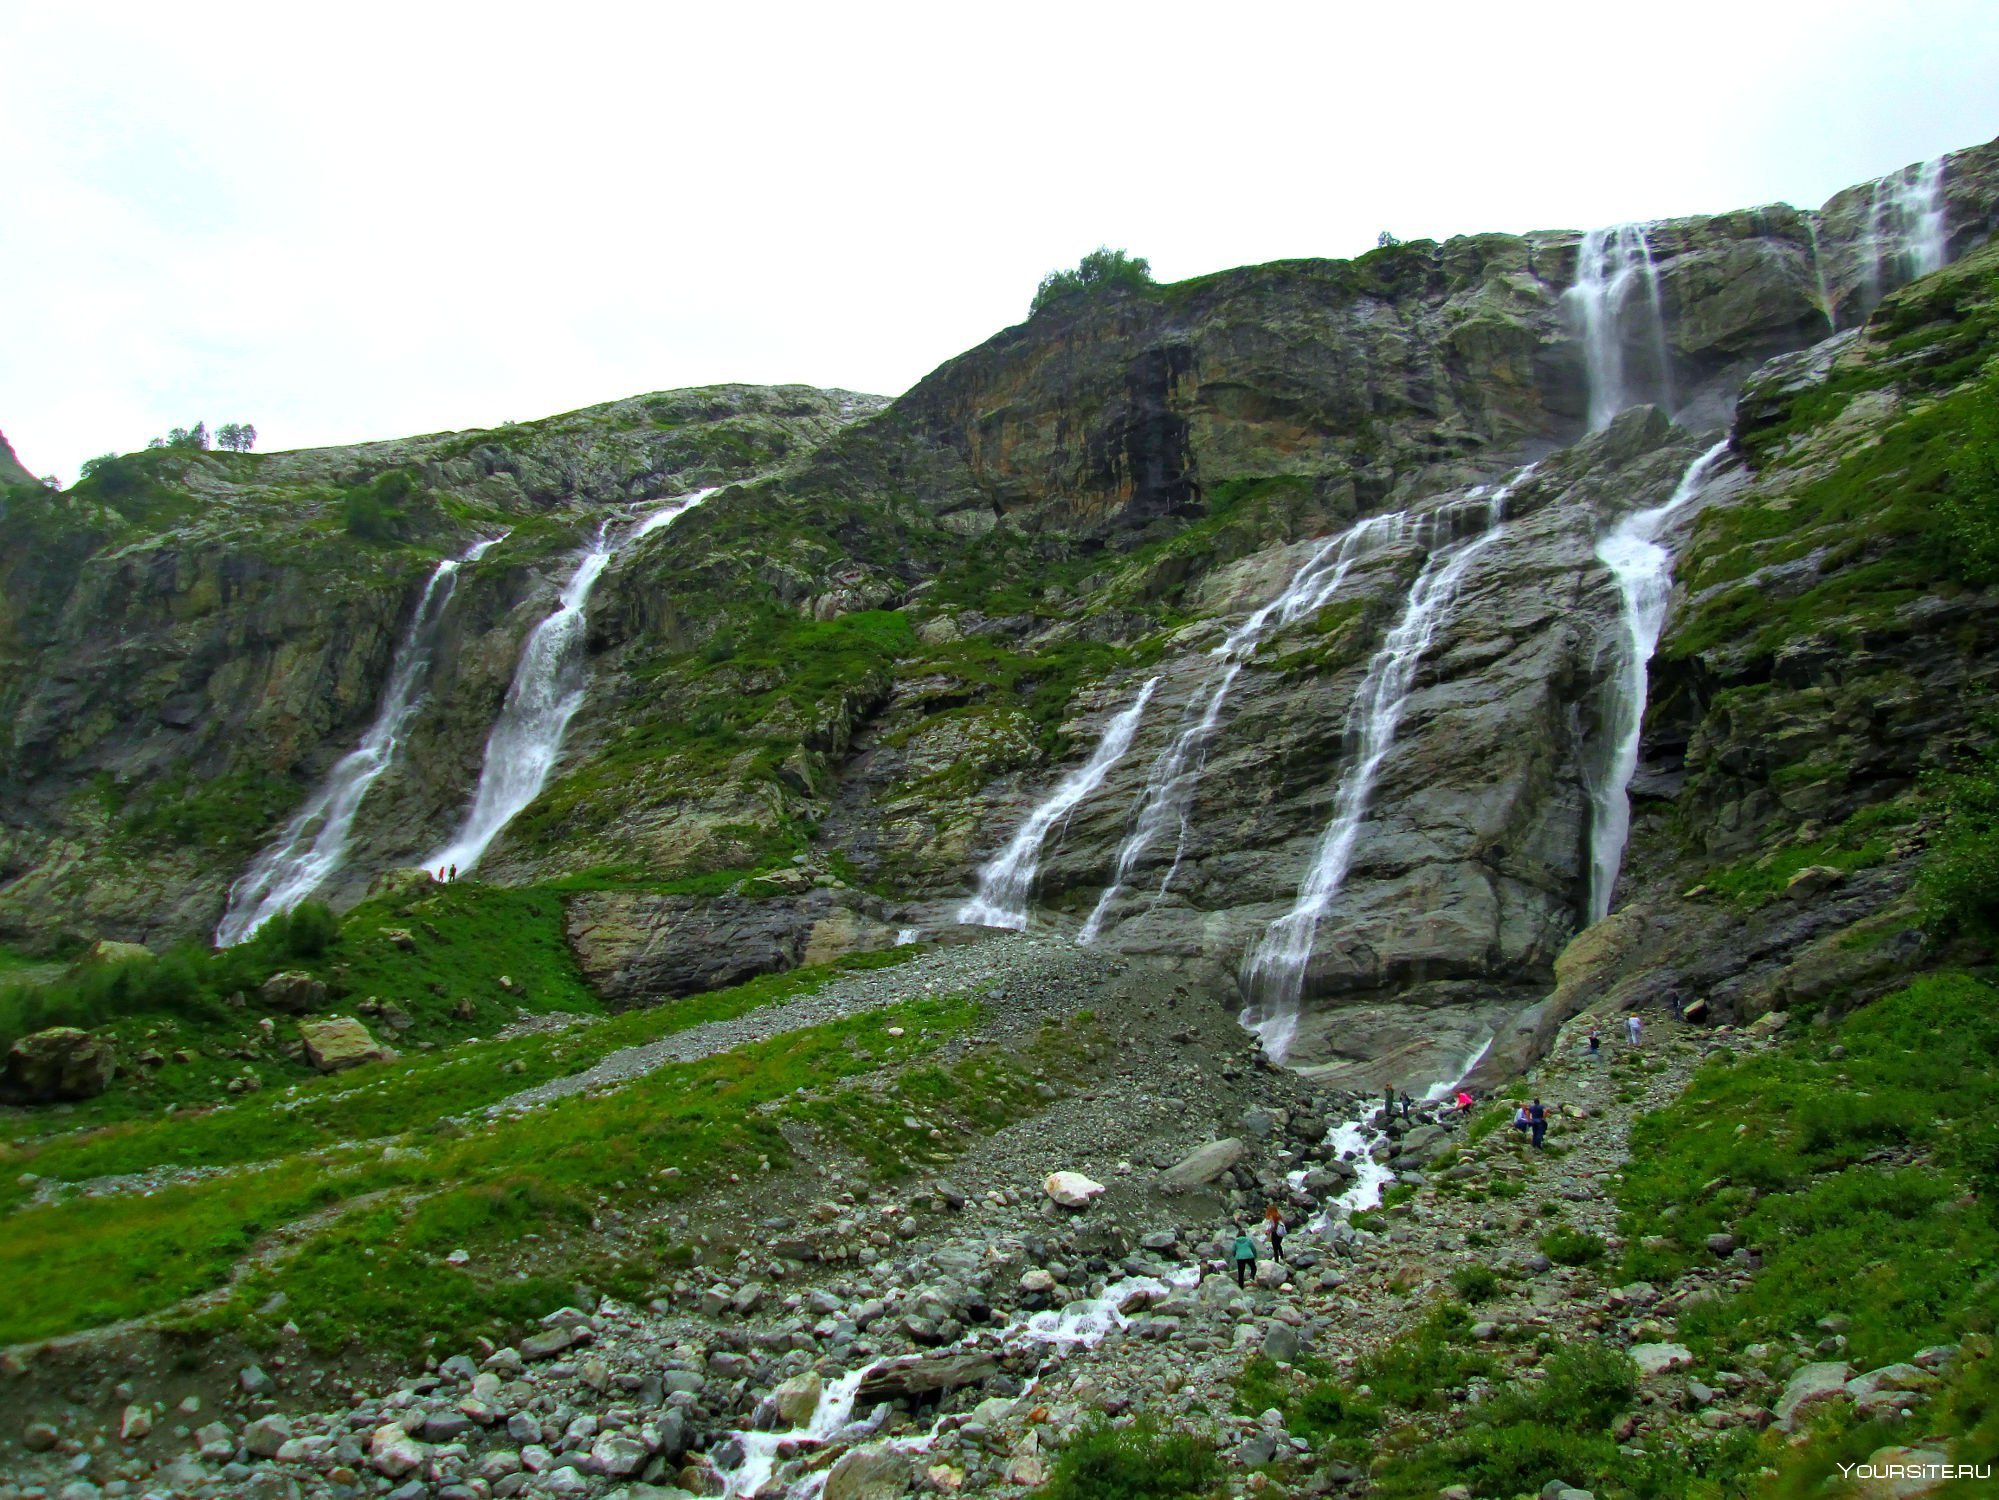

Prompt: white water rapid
xmin=1240 ymin=469 xmax=1534 ymax=1060
xmin=714 ymin=1265 xmax=1202 ymax=1499
xmin=215 ymin=534 xmax=504 ymax=945
xmin=1565 ymin=223 xmax=1673 ymax=431
xmin=423 ymin=491 xmax=711 ymax=877
xmin=955 ymin=677 xmax=1161 ymax=931
xmin=1077 ymin=513 xmax=1412 ymax=946
xmin=1863 ymin=157 xmax=1949 ymax=311
xmin=1583 ymin=439 xmax=1732 ymax=922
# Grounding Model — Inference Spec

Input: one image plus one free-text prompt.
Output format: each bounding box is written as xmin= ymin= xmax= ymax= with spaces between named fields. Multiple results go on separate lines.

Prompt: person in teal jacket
xmin=1232 ymin=1221 xmax=1257 ymax=1287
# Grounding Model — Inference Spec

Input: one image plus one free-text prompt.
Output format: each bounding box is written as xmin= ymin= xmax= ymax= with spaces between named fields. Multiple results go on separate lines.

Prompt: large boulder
xmin=824 ymin=1443 xmax=914 ymax=1500
xmin=1775 ymin=1361 xmax=1854 ymax=1431
xmin=298 ymin=1017 xmax=393 ymax=1073
xmin=259 ymin=971 xmax=329 ymax=1013
xmin=6 ymin=1027 xmax=117 ymax=1100
xmin=1158 ymin=1138 xmax=1246 ymax=1191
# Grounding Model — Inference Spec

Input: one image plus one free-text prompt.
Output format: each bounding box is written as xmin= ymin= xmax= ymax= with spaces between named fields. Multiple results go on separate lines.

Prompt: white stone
xmin=1043 ymin=1171 xmax=1105 ymax=1209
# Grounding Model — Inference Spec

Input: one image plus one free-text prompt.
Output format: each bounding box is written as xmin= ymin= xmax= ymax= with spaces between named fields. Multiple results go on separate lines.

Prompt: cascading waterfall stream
xmin=215 ymin=533 xmax=504 ymax=945
xmin=1240 ymin=467 xmax=1534 ymax=1061
xmin=1583 ymin=439 xmax=1732 ymax=922
xmin=955 ymin=677 xmax=1161 ymax=931
xmin=1565 ymin=223 xmax=1673 ymax=431
xmin=423 ymin=491 xmax=711 ymax=877
xmin=1076 ymin=513 xmax=1411 ymax=946
xmin=1862 ymin=157 xmax=1949 ymax=312
xmin=713 ymin=1265 xmax=1204 ymax=1499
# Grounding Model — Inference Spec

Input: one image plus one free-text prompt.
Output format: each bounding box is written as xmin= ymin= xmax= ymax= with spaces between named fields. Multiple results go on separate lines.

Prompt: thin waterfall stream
xmin=1077 ymin=513 xmax=1411 ymax=946
xmin=1239 ymin=467 xmax=1534 ymax=1060
xmin=215 ymin=533 xmax=504 ymax=945
xmin=423 ymin=490 xmax=711 ymax=877
xmin=1583 ymin=439 xmax=1732 ymax=921
xmin=955 ymin=678 xmax=1161 ymax=931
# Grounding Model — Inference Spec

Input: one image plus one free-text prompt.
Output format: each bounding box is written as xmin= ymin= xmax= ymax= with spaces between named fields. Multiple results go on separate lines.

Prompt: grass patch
xmin=1616 ymin=972 xmax=1999 ymax=1371
xmin=1538 ymin=1227 xmax=1608 ymax=1267
xmin=1037 ymin=1417 xmax=1221 ymax=1500
xmin=1235 ymin=1352 xmax=1380 ymax=1459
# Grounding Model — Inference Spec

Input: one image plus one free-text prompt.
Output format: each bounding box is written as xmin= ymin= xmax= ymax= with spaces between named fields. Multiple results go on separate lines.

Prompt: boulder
xmin=1775 ymin=1361 xmax=1854 ymax=1430
xmin=367 ymin=867 xmax=439 ymax=898
xmin=1158 ymin=1138 xmax=1246 ymax=1191
xmin=260 ymin=971 xmax=329 ymax=1013
xmin=855 ymin=1352 xmax=998 ymax=1405
xmin=825 ymin=1443 xmax=914 ymax=1500
xmin=368 ymin=1424 xmax=430 ymax=1477
xmin=1852 ymin=1446 xmax=1951 ymax=1498
xmin=1630 ymin=1343 xmax=1694 ymax=1378
xmin=6 ymin=1027 xmax=117 ymax=1100
xmin=82 ymin=939 xmax=152 ymax=967
xmin=1784 ymin=865 xmax=1847 ymax=899
xmin=773 ymin=1371 xmax=824 ymax=1427
xmin=1044 ymin=1172 xmax=1105 ymax=1209
xmin=298 ymin=1016 xmax=392 ymax=1073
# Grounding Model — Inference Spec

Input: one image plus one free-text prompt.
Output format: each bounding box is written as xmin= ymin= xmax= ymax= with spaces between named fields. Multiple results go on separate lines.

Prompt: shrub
xmin=1030 ymin=247 xmax=1155 ymax=318
xmin=1451 ymin=1262 xmax=1502 ymax=1302
xmin=279 ymin=901 xmax=340 ymax=961
xmin=1938 ymin=357 xmax=1999 ymax=582
xmin=1920 ymin=736 xmax=1999 ymax=939
xmin=1538 ymin=1227 xmax=1607 ymax=1266
xmin=1038 ymin=1418 xmax=1220 ymax=1500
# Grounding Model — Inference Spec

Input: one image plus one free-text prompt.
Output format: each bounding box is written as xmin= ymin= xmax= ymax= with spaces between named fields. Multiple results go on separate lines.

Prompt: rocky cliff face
xmin=0 ymin=386 xmax=884 ymax=942
xmin=5 ymin=138 xmax=1997 ymax=1092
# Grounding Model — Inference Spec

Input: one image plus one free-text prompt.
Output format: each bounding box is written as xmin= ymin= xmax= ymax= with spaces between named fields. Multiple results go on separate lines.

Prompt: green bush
xmin=1538 ymin=1227 xmax=1608 ymax=1266
xmin=342 ymin=469 xmax=425 ymax=541
xmin=1920 ymin=737 xmax=1999 ymax=939
xmin=279 ymin=900 xmax=339 ymax=960
xmin=1038 ymin=1417 xmax=1220 ymax=1500
xmin=1356 ymin=1302 xmax=1495 ymax=1410
xmin=1938 ymin=357 xmax=1999 ymax=582
xmin=1451 ymin=1262 xmax=1502 ymax=1302
xmin=1030 ymin=247 xmax=1155 ymax=318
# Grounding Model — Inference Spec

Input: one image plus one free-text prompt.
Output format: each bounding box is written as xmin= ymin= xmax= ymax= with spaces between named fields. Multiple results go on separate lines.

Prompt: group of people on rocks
xmin=1211 ymin=994 xmax=1701 ymax=1289
xmin=1228 ymin=1204 xmax=1292 ymax=1286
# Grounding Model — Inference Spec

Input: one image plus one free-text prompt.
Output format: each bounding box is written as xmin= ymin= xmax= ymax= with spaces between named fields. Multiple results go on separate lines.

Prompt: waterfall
xmin=955 ymin=677 xmax=1161 ymax=931
xmin=1802 ymin=217 xmax=1837 ymax=334
xmin=1583 ymin=439 xmax=1731 ymax=922
xmin=215 ymin=534 xmax=504 ymax=946
xmin=1860 ymin=157 xmax=1949 ymax=312
xmin=423 ymin=491 xmax=711 ymax=877
xmin=1076 ymin=513 xmax=1412 ymax=946
xmin=1239 ymin=468 xmax=1534 ymax=1060
xmin=1565 ymin=223 xmax=1673 ymax=431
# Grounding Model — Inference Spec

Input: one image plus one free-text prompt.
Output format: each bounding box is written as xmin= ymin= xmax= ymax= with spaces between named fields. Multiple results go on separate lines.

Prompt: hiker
xmin=1529 ymin=1097 xmax=1548 ymax=1149
xmin=1511 ymin=1103 xmax=1531 ymax=1137
xmin=449 ymin=863 xmax=458 ymax=882
xmin=1668 ymin=991 xmax=1684 ymax=1023
xmin=1586 ymin=1026 xmax=1601 ymax=1058
xmin=1232 ymin=1221 xmax=1257 ymax=1287
xmin=1383 ymin=1084 xmax=1396 ymax=1121
xmin=436 ymin=865 xmax=446 ymax=882
xmin=1265 ymin=1204 xmax=1289 ymax=1265
xmin=1399 ymin=1090 xmax=1414 ymax=1121
xmin=1626 ymin=1014 xmax=1642 ymax=1046
xmin=1454 ymin=1088 xmax=1475 ymax=1118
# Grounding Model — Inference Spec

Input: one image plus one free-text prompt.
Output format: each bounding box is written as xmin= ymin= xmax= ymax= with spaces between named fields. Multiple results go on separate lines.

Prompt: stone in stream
xmin=826 ymin=1443 xmax=916 ymax=1500
xmin=855 ymin=1352 xmax=998 ymax=1404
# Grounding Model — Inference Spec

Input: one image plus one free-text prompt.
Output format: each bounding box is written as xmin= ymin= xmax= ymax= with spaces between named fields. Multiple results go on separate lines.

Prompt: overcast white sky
xmin=3 ymin=1 xmax=1995 ymax=482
